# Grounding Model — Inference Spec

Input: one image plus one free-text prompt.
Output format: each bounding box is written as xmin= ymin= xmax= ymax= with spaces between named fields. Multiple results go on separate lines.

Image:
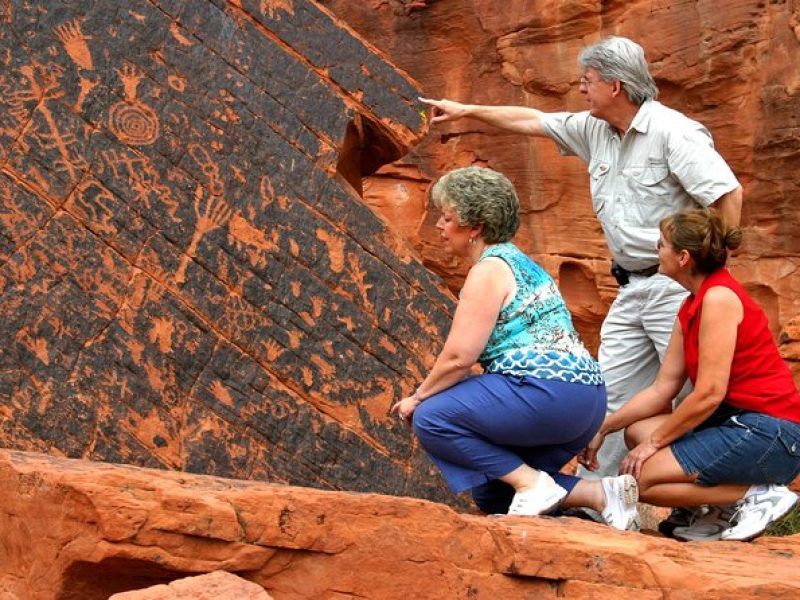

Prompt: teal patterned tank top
xmin=477 ymin=243 xmax=603 ymax=385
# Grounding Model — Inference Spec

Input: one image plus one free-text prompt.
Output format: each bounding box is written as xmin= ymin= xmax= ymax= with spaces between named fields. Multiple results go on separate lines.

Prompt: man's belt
xmin=610 ymin=261 xmax=659 ymax=286
xmin=628 ymin=264 xmax=660 ymax=277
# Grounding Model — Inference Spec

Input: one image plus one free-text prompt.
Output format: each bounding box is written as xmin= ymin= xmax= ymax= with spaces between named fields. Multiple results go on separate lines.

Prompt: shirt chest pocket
xmin=624 ymin=163 xmax=670 ymax=193
xmin=621 ymin=163 xmax=672 ymax=225
xmin=588 ymin=158 xmax=612 ymax=216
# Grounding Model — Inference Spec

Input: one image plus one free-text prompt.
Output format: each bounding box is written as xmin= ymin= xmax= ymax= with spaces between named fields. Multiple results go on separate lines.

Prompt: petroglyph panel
xmin=0 ymin=0 xmax=454 ymax=503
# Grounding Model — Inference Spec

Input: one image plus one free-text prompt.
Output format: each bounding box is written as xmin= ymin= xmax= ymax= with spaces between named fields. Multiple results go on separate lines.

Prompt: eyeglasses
xmin=579 ymin=76 xmax=604 ymax=88
xmin=656 ymin=238 xmax=670 ymax=250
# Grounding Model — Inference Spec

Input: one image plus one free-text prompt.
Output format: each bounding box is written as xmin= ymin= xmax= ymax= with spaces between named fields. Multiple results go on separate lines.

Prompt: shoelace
xmin=688 ymin=505 xmax=736 ymax=527
xmin=728 ymin=501 xmax=747 ymax=526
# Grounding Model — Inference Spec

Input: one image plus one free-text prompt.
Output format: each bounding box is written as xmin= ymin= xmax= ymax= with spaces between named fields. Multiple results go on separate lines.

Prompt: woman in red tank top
xmin=579 ymin=208 xmax=800 ymax=541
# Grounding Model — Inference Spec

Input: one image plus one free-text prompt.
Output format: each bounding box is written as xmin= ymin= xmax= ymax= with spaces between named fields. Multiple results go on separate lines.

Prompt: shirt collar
xmin=628 ymin=100 xmax=656 ymax=134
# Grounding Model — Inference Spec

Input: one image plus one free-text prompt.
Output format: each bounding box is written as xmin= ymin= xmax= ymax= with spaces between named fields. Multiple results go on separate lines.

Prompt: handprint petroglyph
xmin=54 ymin=18 xmax=94 ymax=70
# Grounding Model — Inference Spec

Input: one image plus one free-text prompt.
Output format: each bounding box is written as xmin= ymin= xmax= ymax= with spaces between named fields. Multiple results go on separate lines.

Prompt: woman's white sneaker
xmin=720 ymin=485 xmax=798 ymax=542
xmin=673 ymin=505 xmax=736 ymax=541
xmin=600 ymin=474 xmax=639 ymax=530
xmin=507 ymin=472 xmax=568 ymax=516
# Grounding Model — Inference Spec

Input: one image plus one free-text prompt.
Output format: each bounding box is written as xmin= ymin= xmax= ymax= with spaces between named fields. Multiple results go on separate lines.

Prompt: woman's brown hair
xmin=660 ymin=208 xmax=742 ymax=274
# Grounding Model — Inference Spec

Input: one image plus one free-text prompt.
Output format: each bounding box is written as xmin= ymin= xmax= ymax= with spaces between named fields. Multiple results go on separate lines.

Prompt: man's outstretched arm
xmin=419 ymin=97 xmax=548 ymax=137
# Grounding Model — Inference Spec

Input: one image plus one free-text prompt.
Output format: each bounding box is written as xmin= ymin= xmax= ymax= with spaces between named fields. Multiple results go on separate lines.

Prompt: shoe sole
xmin=602 ymin=475 xmax=640 ymax=530
xmin=673 ymin=529 xmax=726 ymax=542
xmin=507 ymin=489 xmax=567 ymax=517
xmin=620 ymin=474 xmax=639 ymax=506
xmin=724 ymin=494 xmax=799 ymax=542
xmin=619 ymin=475 xmax=639 ymax=530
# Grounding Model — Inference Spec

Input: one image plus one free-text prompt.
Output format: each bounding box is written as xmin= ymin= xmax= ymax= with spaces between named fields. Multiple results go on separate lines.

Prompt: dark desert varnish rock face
xmin=0 ymin=0 xmax=457 ymax=502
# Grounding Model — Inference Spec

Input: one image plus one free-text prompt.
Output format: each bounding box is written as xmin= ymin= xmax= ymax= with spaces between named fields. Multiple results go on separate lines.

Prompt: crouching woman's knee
xmin=624 ymin=415 xmax=670 ymax=450
xmin=411 ymin=399 xmax=440 ymax=445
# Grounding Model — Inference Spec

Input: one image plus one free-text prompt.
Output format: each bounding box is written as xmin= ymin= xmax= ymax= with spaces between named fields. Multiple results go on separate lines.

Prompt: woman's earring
xmin=469 ymin=237 xmax=476 ymax=245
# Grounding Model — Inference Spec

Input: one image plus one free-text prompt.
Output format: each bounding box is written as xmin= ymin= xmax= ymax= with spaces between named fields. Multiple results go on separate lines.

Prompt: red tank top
xmin=678 ymin=268 xmax=800 ymax=423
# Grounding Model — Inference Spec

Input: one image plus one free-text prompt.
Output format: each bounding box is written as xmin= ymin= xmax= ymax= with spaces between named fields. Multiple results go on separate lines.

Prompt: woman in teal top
xmin=391 ymin=166 xmax=638 ymax=528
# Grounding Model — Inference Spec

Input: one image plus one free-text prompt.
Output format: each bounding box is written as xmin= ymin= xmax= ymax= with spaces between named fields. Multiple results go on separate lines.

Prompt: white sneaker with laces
xmin=600 ymin=474 xmax=639 ymax=530
xmin=673 ymin=504 xmax=737 ymax=541
xmin=507 ymin=472 xmax=567 ymax=516
xmin=721 ymin=485 xmax=799 ymax=542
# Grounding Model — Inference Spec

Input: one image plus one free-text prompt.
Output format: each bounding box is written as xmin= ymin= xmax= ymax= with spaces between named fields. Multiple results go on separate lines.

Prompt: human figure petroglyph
xmin=100 ymin=149 xmax=179 ymax=217
xmin=347 ymin=253 xmax=374 ymax=315
xmin=54 ymin=18 xmax=94 ymax=71
xmin=109 ymin=64 xmax=159 ymax=146
xmin=16 ymin=65 xmax=88 ymax=182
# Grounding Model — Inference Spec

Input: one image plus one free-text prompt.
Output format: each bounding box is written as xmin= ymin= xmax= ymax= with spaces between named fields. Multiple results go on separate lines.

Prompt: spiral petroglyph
xmin=109 ymin=100 xmax=159 ymax=145
xmin=108 ymin=65 xmax=159 ymax=146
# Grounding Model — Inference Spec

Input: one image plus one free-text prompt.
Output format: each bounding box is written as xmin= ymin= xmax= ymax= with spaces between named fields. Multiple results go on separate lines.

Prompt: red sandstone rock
xmin=2 ymin=449 xmax=800 ymax=599
xmin=323 ymin=0 xmax=800 ymax=364
xmin=109 ymin=571 xmax=272 ymax=600
xmin=0 ymin=0 xmax=459 ymax=503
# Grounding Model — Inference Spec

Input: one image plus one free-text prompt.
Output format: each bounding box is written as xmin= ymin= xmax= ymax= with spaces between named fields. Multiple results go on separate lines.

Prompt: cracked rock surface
xmin=0 ymin=0 xmax=455 ymax=502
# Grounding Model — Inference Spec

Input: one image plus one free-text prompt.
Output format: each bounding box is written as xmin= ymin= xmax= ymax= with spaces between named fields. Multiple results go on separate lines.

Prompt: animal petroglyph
xmin=109 ymin=65 xmax=159 ymax=146
xmin=70 ymin=178 xmax=118 ymax=237
xmin=54 ymin=18 xmax=94 ymax=70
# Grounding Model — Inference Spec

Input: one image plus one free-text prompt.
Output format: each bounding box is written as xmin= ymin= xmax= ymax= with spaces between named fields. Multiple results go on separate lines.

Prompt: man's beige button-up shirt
xmin=541 ymin=101 xmax=740 ymax=271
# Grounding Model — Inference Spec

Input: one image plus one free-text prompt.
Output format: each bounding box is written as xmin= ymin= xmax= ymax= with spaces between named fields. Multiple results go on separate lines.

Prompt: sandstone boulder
xmin=109 ymin=571 xmax=272 ymax=600
xmin=2 ymin=449 xmax=799 ymax=599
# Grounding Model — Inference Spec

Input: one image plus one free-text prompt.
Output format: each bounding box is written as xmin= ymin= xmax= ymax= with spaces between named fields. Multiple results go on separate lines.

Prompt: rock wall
xmin=0 ymin=0 xmax=457 ymax=501
xmin=322 ymin=0 xmax=800 ymax=361
xmin=2 ymin=449 xmax=800 ymax=599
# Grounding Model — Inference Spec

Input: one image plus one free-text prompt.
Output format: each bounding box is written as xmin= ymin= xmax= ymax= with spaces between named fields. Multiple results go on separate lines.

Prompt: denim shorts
xmin=671 ymin=412 xmax=800 ymax=486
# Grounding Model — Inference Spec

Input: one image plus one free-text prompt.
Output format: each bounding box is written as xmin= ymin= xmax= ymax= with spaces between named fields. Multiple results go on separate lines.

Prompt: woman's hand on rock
xmin=390 ymin=395 xmax=422 ymax=426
